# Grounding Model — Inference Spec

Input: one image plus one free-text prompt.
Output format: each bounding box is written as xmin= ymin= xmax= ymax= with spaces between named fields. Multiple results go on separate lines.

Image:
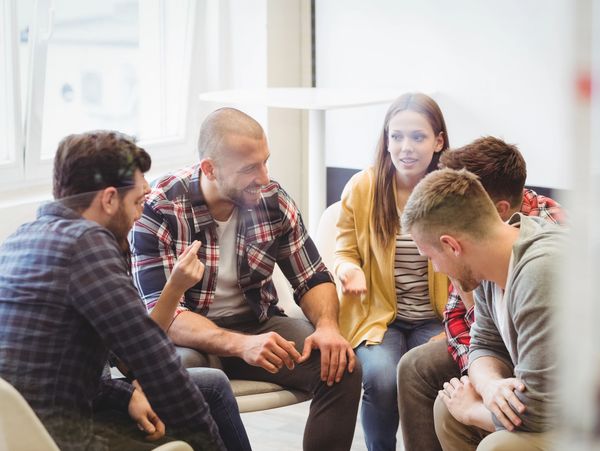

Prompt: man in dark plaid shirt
xmin=397 ymin=137 xmax=566 ymax=451
xmin=130 ymin=108 xmax=362 ymax=451
xmin=0 ymin=131 xmax=231 ymax=450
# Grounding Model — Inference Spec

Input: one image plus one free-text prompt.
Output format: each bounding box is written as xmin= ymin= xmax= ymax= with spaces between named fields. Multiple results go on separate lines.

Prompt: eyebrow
xmin=240 ymin=154 xmax=270 ymax=171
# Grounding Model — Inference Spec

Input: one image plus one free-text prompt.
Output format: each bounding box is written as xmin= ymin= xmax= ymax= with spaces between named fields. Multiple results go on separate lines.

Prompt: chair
xmin=0 ymin=377 xmax=191 ymax=451
xmin=313 ymin=201 xmax=341 ymax=275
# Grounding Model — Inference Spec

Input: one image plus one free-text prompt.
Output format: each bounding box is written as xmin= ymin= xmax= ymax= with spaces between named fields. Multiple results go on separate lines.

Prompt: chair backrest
xmin=314 ymin=201 xmax=341 ymax=278
xmin=0 ymin=377 xmax=60 ymax=451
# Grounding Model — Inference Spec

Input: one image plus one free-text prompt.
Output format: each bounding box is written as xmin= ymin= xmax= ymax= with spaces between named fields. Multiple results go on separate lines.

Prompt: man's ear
xmin=494 ymin=200 xmax=511 ymax=221
xmin=199 ymin=158 xmax=217 ymax=181
xmin=439 ymin=234 xmax=461 ymax=256
xmin=98 ymin=187 xmax=119 ymax=215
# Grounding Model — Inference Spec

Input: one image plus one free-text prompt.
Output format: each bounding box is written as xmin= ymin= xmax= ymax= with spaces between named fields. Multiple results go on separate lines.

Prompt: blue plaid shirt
xmin=0 ymin=202 xmax=224 ymax=451
xmin=130 ymin=164 xmax=333 ymax=321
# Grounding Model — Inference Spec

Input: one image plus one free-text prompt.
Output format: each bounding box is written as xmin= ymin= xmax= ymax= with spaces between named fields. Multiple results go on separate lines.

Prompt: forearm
xmin=467 ymin=402 xmax=496 ymax=432
xmin=469 ymin=356 xmax=513 ymax=393
xmin=469 ymin=356 xmax=513 ymax=386
xmin=299 ymin=282 xmax=340 ymax=330
xmin=150 ymin=280 xmax=185 ymax=331
xmin=167 ymin=311 xmax=250 ymax=357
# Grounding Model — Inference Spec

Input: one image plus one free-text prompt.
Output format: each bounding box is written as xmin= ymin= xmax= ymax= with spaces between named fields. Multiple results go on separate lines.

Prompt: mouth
xmin=244 ymin=186 xmax=262 ymax=195
xmin=399 ymin=158 xmax=418 ymax=164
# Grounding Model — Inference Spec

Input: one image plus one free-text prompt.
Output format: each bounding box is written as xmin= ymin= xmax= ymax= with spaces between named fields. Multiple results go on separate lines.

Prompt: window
xmin=1 ymin=0 xmax=198 ymax=185
xmin=0 ymin=0 xmax=24 ymax=181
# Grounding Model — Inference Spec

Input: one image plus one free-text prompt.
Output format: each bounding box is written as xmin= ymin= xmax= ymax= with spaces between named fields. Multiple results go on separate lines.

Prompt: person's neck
xmin=472 ymin=223 xmax=520 ymax=289
xmin=199 ymin=174 xmax=236 ymax=221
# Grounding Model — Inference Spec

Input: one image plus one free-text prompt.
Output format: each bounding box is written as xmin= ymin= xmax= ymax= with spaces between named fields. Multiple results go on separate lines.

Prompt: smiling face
xmin=387 ymin=110 xmax=444 ymax=183
xmin=212 ymin=134 xmax=270 ymax=208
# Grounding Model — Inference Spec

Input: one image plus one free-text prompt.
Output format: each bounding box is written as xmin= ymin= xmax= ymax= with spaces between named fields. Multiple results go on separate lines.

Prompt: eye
xmin=412 ymin=133 xmax=426 ymax=142
xmin=239 ymin=166 xmax=256 ymax=174
xmin=390 ymin=133 xmax=403 ymax=142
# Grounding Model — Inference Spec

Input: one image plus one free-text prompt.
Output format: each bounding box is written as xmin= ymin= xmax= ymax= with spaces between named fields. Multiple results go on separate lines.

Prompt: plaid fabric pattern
xmin=443 ymin=286 xmax=475 ymax=374
xmin=444 ymin=189 xmax=565 ymax=372
xmin=130 ymin=164 xmax=333 ymax=322
xmin=0 ymin=202 xmax=223 ymax=451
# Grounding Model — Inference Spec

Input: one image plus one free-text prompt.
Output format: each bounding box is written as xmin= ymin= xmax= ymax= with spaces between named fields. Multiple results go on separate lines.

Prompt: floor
xmin=241 ymin=399 xmax=404 ymax=451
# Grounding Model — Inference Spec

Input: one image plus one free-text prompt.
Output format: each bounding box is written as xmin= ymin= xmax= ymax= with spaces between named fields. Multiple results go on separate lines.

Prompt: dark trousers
xmin=397 ymin=339 xmax=461 ymax=451
xmin=177 ymin=315 xmax=362 ymax=451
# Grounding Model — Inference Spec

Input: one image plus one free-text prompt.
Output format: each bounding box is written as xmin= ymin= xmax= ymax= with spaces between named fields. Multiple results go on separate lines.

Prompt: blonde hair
xmin=400 ymin=168 xmax=500 ymax=245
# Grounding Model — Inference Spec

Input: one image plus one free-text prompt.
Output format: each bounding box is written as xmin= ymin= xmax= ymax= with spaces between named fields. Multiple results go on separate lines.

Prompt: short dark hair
xmin=53 ymin=130 xmax=151 ymax=208
xmin=439 ymin=136 xmax=526 ymax=209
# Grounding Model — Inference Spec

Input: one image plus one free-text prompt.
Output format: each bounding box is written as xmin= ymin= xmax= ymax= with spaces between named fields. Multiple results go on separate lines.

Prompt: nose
xmin=400 ymin=139 xmax=413 ymax=153
xmin=256 ymin=162 xmax=269 ymax=186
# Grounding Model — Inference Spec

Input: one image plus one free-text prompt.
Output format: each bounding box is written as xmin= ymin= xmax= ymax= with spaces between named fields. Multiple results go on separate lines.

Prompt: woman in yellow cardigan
xmin=335 ymin=93 xmax=450 ymax=451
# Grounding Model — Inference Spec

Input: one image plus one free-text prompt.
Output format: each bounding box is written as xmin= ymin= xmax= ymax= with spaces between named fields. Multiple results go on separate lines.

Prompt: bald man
xmin=130 ymin=108 xmax=361 ymax=451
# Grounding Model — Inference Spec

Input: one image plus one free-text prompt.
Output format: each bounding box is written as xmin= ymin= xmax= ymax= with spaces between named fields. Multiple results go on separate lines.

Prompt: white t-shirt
xmin=206 ymin=209 xmax=252 ymax=319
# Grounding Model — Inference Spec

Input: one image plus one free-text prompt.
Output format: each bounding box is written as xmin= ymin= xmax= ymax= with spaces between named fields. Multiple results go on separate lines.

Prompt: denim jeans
xmin=355 ymin=317 xmax=443 ymax=451
xmin=187 ymin=367 xmax=252 ymax=451
xmin=96 ymin=367 xmax=249 ymax=451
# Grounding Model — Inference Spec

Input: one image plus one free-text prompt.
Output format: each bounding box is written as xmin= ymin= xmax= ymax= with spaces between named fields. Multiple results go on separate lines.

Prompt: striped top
xmin=394 ymin=233 xmax=436 ymax=322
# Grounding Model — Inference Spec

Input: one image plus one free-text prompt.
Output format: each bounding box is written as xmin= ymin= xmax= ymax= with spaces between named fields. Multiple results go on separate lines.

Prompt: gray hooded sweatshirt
xmin=469 ymin=213 xmax=565 ymax=433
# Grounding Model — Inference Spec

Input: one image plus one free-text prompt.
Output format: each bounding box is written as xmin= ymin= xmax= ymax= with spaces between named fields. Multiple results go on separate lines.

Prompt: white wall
xmin=316 ymin=0 xmax=575 ymax=190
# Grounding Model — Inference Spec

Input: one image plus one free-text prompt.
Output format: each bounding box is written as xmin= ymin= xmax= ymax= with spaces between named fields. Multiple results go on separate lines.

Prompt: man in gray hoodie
xmin=400 ymin=168 xmax=562 ymax=450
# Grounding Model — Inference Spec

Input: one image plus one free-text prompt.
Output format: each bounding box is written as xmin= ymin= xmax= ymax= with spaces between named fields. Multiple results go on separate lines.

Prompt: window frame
xmin=1 ymin=0 xmax=201 ymax=188
xmin=0 ymin=0 xmax=25 ymax=183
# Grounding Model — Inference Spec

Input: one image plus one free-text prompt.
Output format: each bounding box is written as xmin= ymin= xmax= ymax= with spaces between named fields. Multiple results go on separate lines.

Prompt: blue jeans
xmin=355 ymin=318 xmax=443 ymax=451
xmin=188 ymin=367 xmax=252 ymax=451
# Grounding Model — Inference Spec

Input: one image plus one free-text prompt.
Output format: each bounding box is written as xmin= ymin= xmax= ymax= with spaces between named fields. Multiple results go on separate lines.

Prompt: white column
xmin=307 ymin=109 xmax=326 ymax=234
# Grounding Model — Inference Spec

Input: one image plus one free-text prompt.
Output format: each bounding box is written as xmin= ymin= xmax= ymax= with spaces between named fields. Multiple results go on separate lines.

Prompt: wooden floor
xmin=241 ymin=399 xmax=404 ymax=451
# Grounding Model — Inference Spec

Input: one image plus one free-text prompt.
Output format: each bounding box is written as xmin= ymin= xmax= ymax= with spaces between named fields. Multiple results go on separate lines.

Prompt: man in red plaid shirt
xmin=397 ymin=136 xmax=566 ymax=451
xmin=131 ymin=108 xmax=361 ymax=451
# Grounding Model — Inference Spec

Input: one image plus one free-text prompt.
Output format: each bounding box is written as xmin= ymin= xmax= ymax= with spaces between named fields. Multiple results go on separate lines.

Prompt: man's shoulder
xmin=148 ymin=164 xmax=199 ymax=205
xmin=252 ymin=180 xmax=301 ymax=229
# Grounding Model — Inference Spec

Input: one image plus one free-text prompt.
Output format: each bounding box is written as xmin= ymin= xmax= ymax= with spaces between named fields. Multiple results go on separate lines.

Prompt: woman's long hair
xmin=372 ymin=93 xmax=450 ymax=247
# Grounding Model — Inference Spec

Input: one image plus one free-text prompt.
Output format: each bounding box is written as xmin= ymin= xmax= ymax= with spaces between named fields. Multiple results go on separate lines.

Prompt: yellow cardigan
xmin=334 ymin=168 xmax=449 ymax=348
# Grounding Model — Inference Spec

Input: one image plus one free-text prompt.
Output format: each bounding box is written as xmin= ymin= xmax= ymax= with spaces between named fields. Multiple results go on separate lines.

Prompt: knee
xmin=361 ymin=359 xmax=397 ymax=396
xmin=397 ymin=345 xmax=422 ymax=381
xmin=476 ymin=432 xmax=515 ymax=451
xmin=176 ymin=346 xmax=209 ymax=368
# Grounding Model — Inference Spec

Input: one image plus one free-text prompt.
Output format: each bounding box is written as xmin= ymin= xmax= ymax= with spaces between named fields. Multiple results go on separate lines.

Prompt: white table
xmin=198 ymin=88 xmax=400 ymax=232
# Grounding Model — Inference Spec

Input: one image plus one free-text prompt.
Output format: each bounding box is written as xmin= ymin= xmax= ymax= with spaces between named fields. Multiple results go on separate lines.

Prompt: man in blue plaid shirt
xmin=0 ymin=131 xmax=252 ymax=450
xmin=131 ymin=108 xmax=362 ymax=451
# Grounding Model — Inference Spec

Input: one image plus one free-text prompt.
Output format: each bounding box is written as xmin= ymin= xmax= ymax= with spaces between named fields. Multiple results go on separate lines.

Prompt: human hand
xmin=128 ymin=387 xmax=165 ymax=441
xmin=439 ymin=376 xmax=482 ymax=425
xmin=339 ymin=267 xmax=367 ymax=295
xmin=479 ymin=377 xmax=526 ymax=431
xmin=240 ymin=332 xmax=301 ymax=373
xmin=297 ymin=326 xmax=356 ymax=386
xmin=428 ymin=331 xmax=447 ymax=343
xmin=169 ymin=240 xmax=204 ymax=292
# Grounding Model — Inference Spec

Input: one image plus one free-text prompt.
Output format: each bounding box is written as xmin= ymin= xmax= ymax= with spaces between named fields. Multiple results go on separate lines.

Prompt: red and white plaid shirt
xmin=130 ymin=164 xmax=333 ymax=322
xmin=444 ymin=188 xmax=565 ymax=373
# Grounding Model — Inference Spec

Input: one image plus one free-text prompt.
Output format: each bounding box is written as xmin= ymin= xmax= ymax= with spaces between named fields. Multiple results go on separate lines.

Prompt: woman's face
xmin=387 ymin=110 xmax=444 ymax=181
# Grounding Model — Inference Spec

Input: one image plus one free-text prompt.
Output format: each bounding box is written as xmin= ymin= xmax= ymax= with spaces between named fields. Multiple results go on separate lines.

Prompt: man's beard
xmin=454 ymin=263 xmax=480 ymax=292
xmin=221 ymin=183 xmax=262 ymax=209
xmin=106 ymin=204 xmax=131 ymax=261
